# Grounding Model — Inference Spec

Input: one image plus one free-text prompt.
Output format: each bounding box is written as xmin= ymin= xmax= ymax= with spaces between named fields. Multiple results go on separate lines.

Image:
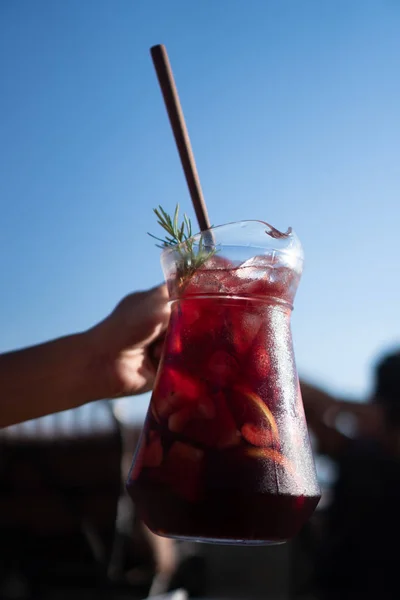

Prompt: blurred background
xmin=0 ymin=1 xmax=399 ymax=599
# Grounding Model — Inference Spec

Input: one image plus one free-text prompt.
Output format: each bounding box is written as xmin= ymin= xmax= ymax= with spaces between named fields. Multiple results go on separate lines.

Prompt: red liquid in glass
xmin=127 ymin=259 xmax=320 ymax=544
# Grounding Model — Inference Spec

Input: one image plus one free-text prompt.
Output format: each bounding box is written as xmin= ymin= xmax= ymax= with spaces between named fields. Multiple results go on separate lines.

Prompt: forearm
xmin=0 ymin=331 xmax=107 ymax=428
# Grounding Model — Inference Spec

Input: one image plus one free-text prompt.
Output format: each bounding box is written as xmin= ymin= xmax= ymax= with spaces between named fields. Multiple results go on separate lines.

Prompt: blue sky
xmin=1 ymin=0 xmax=399 ymax=414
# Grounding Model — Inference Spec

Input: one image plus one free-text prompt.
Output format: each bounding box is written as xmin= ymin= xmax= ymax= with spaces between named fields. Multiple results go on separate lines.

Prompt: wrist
xmin=83 ymin=326 xmax=124 ymax=401
xmin=46 ymin=330 xmax=109 ymax=409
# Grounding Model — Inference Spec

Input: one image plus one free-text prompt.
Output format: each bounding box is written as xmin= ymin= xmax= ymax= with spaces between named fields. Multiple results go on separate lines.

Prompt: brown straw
xmin=150 ymin=44 xmax=211 ymax=232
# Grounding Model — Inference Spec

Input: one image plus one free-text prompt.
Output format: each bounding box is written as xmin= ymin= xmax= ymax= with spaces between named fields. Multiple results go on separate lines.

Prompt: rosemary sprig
xmin=148 ymin=204 xmax=216 ymax=283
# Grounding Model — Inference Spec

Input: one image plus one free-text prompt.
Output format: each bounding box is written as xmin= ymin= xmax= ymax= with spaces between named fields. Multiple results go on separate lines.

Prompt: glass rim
xmin=160 ymin=219 xmax=303 ymax=262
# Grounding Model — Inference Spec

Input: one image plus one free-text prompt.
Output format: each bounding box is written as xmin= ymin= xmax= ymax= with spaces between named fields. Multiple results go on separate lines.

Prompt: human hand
xmin=89 ymin=284 xmax=170 ymax=398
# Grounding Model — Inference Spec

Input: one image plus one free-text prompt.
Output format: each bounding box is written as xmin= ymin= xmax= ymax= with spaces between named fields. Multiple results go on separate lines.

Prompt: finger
xmin=119 ymin=284 xmax=171 ymax=347
xmin=148 ymin=333 xmax=167 ymax=369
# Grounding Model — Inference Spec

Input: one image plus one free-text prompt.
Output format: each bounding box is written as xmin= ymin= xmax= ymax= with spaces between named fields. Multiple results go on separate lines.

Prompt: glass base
xmin=152 ymin=531 xmax=287 ymax=546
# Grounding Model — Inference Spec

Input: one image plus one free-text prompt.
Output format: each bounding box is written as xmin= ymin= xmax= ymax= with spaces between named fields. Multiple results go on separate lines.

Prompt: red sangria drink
xmin=127 ymin=219 xmax=321 ymax=544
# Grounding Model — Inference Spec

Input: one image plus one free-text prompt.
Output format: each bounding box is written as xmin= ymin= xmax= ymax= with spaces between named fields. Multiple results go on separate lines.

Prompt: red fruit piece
xmin=201 ymin=299 xmax=227 ymax=325
xmin=167 ymin=395 xmax=215 ymax=431
xmin=168 ymin=406 xmax=196 ymax=433
xmin=143 ymin=434 xmax=163 ymax=468
xmin=178 ymin=300 xmax=225 ymax=359
xmin=169 ymin=334 xmax=182 ymax=355
xmin=180 ymin=299 xmax=201 ymax=327
xmin=183 ymin=392 xmax=240 ymax=449
xmin=163 ymin=303 xmax=183 ymax=355
xmin=205 ymin=350 xmax=239 ymax=387
xmin=152 ymin=367 xmax=203 ymax=421
xmin=247 ymin=343 xmax=270 ymax=383
xmin=232 ymin=311 xmax=262 ymax=355
xmin=241 ymin=321 xmax=271 ymax=386
xmin=163 ymin=442 xmax=205 ymax=503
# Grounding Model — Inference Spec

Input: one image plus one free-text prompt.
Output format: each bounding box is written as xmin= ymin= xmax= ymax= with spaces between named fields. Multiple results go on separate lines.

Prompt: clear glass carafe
xmin=127 ymin=221 xmax=320 ymax=545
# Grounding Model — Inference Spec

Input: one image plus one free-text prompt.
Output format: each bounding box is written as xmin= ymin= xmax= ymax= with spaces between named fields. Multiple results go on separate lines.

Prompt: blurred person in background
xmin=301 ymin=350 xmax=400 ymax=600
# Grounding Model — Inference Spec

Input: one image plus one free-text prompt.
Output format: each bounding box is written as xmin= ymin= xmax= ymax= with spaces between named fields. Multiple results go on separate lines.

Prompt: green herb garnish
xmin=148 ymin=204 xmax=216 ymax=284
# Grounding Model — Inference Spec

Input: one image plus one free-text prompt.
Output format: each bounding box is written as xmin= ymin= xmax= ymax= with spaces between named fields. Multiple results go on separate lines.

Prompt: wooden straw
xmin=150 ymin=44 xmax=211 ymax=232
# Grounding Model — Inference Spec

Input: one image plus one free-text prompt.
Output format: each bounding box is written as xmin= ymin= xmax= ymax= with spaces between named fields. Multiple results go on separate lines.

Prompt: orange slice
xmin=228 ymin=385 xmax=279 ymax=442
xmin=241 ymin=423 xmax=274 ymax=447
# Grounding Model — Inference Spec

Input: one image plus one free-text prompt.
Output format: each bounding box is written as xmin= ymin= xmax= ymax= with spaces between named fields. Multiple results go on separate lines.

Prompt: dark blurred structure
xmin=0 ymin=403 xmax=206 ymax=599
xmin=0 ymin=401 xmax=151 ymax=599
xmin=296 ymin=350 xmax=400 ymax=600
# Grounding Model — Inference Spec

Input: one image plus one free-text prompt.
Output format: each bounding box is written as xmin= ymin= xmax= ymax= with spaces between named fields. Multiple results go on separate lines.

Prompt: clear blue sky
xmin=1 ymin=0 xmax=399 ymax=412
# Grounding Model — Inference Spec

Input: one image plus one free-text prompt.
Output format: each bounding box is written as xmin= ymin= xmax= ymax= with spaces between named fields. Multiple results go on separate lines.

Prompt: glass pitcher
xmin=127 ymin=221 xmax=321 ymax=545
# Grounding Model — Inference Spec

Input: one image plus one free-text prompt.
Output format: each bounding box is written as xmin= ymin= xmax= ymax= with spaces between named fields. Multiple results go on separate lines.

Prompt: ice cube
xmin=232 ymin=312 xmax=262 ymax=354
xmin=234 ymin=255 xmax=275 ymax=281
